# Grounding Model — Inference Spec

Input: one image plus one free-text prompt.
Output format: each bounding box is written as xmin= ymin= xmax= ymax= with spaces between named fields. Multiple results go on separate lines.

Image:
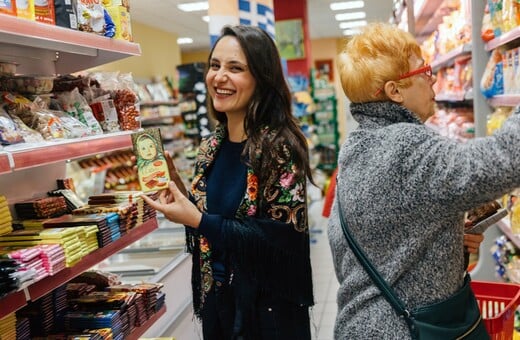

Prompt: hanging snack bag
xmin=481 ymin=48 xmax=504 ymax=98
xmin=88 ymin=71 xmax=141 ymax=131
xmin=116 ymin=73 xmax=141 ymax=131
xmin=56 ymin=88 xmax=103 ymax=135
xmin=9 ymin=114 xmax=45 ymax=143
xmin=0 ymin=105 xmax=24 ymax=145
xmin=89 ymin=94 xmax=120 ymax=133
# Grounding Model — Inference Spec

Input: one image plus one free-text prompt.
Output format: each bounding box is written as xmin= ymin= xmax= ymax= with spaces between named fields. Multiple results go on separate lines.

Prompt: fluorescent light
xmin=202 ymin=15 xmax=209 ymax=22
xmin=343 ymin=28 xmax=361 ymax=36
xmin=177 ymin=37 xmax=194 ymax=44
xmin=177 ymin=1 xmax=208 ymax=12
xmin=339 ymin=20 xmax=367 ymax=29
xmin=330 ymin=1 xmax=364 ymax=11
xmin=339 ymin=20 xmax=367 ymax=30
xmin=335 ymin=11 xmax=366 ymax=21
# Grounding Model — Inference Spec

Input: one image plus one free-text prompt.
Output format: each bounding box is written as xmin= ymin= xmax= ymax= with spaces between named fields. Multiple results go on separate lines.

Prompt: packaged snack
xmin=55 ymin=88 xmax=103 ymax=135
xmin=76 ymin=1 xmax=105 ymax=34
xmin=35 ymin=0 xmax=55 ymax=25
xmin=0 ymin=0 xmax=17 ymax=16
xmin=16 ymin=0 xmax=35 ymax=20
xmin=0 ymin=106 xmax=24 ymax=145
xmin=8 ymin=114 xmax=45 ymax=143
xmin=54 ymin=0 xmax=77 ymax=29
xmin=480 ymin=48 xmax=504 ymax=98
xmin=89 ymin=95 xmax=120 ymax=133
xmin=6 ymin=75 xmax=54 ymax=95
xmin=0 ymin=61 xmax=17 ymax=75
xmin=131 ymin=128 xmax=170 ymax=192
xmin=104 ymin=5 xmax=132 ymax=41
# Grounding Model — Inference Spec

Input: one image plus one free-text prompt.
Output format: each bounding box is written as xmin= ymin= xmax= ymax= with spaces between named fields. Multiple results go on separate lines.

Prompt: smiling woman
xmin=140 ymin=24 xmax=316 ymax=340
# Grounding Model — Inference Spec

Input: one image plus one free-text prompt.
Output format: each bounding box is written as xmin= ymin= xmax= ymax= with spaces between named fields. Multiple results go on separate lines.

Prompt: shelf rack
xmin=0 ymin=218 xmax=158 ymax=319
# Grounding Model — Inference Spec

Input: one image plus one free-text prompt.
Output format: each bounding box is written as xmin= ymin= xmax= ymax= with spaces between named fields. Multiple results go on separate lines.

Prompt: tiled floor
xmin=308 ymin=199 xmax=339 ymax=340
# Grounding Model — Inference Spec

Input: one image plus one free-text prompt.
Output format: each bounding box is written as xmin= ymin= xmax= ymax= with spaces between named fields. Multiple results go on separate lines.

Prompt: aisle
xmin=308 ymin=199 xmax=338 ymax=340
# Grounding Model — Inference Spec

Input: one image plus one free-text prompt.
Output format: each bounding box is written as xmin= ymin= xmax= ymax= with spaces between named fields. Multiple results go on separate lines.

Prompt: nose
xmin=430 ymin=74 xmax=437 ymax=85
xmin=214 ymin=68 xmax=228 ymax=82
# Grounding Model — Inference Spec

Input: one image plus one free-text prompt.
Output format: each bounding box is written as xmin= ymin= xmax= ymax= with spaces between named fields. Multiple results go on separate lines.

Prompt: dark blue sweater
xmin=198 ymin=138 xmax=247 ymax=282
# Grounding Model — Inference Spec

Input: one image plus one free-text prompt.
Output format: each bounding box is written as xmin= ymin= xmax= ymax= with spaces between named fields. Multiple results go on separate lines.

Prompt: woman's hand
xmin=141 ymin=181 xmax=202 ymax=228
xmin=463 ymin=233 xmax=484 ymax=254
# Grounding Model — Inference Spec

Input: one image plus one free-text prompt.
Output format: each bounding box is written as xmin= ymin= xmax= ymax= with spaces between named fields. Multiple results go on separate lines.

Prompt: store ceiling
xmin=130 ymin=0 xmax=395 ymax=52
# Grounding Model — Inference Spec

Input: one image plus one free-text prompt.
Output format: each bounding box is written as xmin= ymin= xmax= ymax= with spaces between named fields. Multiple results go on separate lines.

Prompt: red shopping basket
xmin=471 ymin=280 xmax=520 ymax=339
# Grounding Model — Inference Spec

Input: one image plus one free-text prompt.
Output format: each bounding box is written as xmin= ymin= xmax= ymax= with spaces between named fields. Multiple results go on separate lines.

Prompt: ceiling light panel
xmin=330 ymin=1 xmax=365 ymax=11
xmin=339 ymin=20 xmax=367 ymax=29
xmin=177 ymin=1 xmax=208 ymax=12
xmin=335 ymin=11 xmax=366 ymax=21
xmin=343 ymin=28 xmax=361 ymax=36
xmin=177 ymin=37 xmax=194 ymax=44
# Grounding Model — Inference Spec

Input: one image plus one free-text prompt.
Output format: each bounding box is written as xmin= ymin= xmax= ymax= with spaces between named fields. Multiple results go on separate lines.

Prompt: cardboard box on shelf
xmin=0 ymin=0 xmax=16 ymax=16
xmin=35 ymin=0 xmax=55 ymax=25
xmin=17 ymin=0 xmax=35 ymax=20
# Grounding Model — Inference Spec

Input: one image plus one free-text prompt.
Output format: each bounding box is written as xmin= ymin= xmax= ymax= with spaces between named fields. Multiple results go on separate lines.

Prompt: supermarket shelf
xmin=2 ymin=131 xmax=134 ymax=171
xmin=141 ymin=115 xmax=178 ymax=125
xmin=431 ymin=44 xmax=472 ymax=71
xmin=0 ymin=218 xmax=158 ymax=319
xmin=435 ymin=92 xmax=473 ymax=102
xmin=140 ymin=100 xmax=179 ymax=106
xmin=414 ymin=0 xmax=444 ymax=38
xmin=0 ymin=15 xmax=141 ymax=75
xmin=0 ymin=152 xmax=10 ymax=174
xmin=487 ymin=94 xmax=520 ymax=107
xmin=127 ymin=305 xmax=167 ymax=340
xmin=0 ymin=290 xmax=26 ymax=318
xmin=485 ymin=26 xmax=520 ymax=51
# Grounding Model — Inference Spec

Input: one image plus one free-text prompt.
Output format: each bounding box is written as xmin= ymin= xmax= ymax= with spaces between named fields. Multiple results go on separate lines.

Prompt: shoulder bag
xmin=335 ymin=192 xmax=490 ymax=339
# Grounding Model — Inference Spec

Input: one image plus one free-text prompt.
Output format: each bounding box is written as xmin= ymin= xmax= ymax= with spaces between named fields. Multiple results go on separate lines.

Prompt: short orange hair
xmin=337 ymin=22 xmax=423 ymax=103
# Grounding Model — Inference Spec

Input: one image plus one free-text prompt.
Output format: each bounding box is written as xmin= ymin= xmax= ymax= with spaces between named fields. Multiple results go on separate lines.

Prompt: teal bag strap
xmin=335 ymin=189 xmax=412 ymax=319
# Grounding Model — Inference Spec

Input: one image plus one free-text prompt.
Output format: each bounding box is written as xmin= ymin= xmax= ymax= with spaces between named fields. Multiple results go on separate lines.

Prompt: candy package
xmin=0 ymin=106 xmax=24 ymax=145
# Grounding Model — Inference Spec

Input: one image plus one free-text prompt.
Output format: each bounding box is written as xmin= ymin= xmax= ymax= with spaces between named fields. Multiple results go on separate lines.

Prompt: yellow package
xmin=105 ymin=5 xmax=132 ymax=41
xmin=487 ymin=107 xmax=512 ymax=135
xmin=16 ymin=0 xmax=35 ymax=20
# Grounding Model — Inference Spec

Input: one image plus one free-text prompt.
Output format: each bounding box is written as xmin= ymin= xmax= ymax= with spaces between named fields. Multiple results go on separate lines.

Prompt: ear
xmin=384 ymin=81 xmax=404 ymax=103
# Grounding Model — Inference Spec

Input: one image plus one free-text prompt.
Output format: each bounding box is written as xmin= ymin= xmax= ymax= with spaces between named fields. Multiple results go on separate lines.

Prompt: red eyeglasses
xmin=374 ymin=64 xmax=433 ymax=96
xmin=398 ymin=64 xmax=432 ymax=80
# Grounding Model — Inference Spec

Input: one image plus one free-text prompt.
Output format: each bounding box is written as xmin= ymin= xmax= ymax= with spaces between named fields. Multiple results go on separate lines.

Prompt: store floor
xmin=308 ymin=198 xmax=338 ymax=340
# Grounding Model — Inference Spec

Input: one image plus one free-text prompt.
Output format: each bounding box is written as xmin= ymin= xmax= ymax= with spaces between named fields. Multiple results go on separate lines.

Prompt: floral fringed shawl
xmin=185 ymin=124 xmax=313 ymax=321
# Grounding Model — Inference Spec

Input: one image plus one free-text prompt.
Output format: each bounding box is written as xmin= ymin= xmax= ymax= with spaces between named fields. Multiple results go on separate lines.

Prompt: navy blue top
xmin=199 ymin=137 xmax=247 ymax=282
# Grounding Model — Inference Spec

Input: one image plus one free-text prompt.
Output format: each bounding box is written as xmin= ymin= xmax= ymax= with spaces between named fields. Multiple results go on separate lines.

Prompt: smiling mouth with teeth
xmin=216 ymin=89 xmax=234 ymax=95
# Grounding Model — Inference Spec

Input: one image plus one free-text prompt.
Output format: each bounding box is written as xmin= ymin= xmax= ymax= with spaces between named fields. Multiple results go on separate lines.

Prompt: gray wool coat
xmin=328 ymin=101 xmax=520 ymax=339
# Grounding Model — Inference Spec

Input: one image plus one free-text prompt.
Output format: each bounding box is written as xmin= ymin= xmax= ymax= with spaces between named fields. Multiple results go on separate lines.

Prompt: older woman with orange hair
xmin=327 ymin=22 xmax=520 ymax=339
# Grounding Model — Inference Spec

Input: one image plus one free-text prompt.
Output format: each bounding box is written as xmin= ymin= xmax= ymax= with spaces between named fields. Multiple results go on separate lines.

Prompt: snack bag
xmin=481 ymin=48 xmax=504 ymax=98
xmin=56 ymin=88 xmax=103 ymax=135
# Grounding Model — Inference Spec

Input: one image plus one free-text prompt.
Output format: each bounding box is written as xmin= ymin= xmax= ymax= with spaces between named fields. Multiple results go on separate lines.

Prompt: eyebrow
xmin=210 ymin=58 xmax=247 ymax=66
